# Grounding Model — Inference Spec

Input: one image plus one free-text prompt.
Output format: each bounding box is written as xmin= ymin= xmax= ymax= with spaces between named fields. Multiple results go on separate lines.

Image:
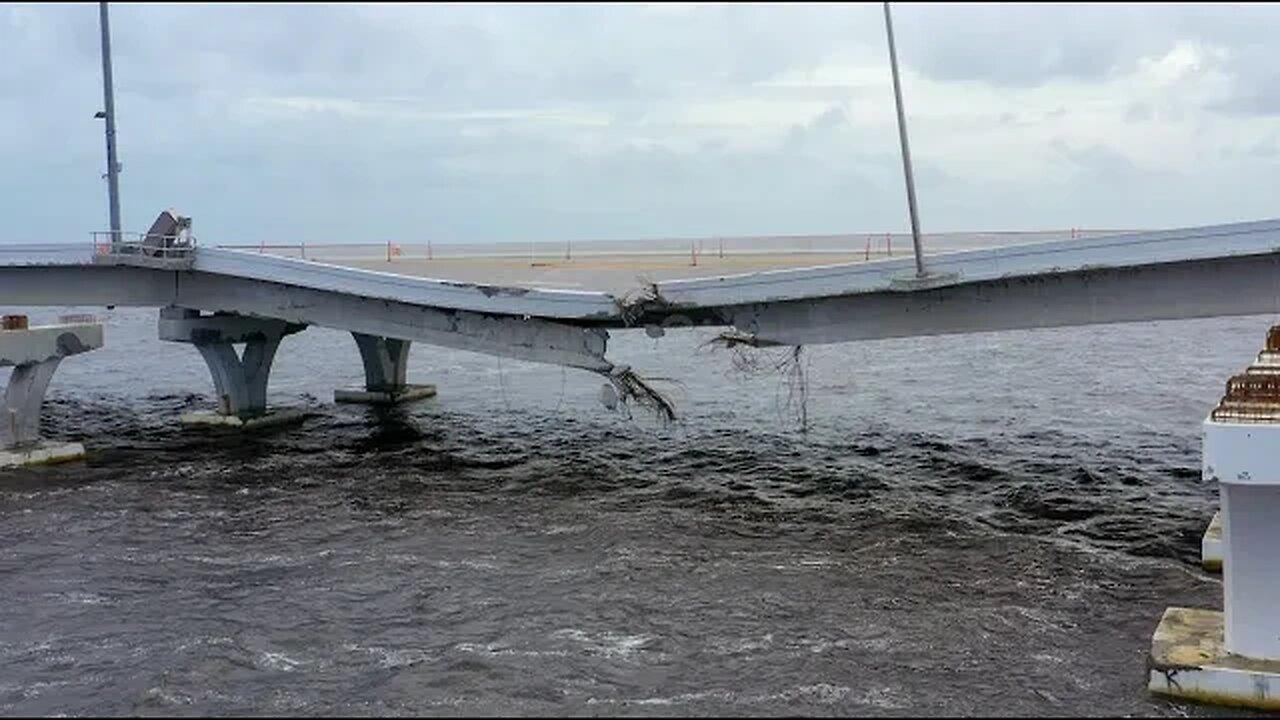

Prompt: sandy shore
xmin=226 ymin=229 xmax=1126 ymax=295
xmin=326 ymin=251 xmax=895 ymax=294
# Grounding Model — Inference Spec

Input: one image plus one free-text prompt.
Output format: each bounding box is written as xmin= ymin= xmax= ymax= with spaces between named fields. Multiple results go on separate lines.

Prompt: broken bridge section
xmin=12 ymin=214 xmax=1280 ymax=428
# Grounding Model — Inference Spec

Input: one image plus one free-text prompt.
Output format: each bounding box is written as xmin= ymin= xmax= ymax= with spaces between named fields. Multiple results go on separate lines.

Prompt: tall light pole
xmin=883 ymin=1 xmax=926 ymax=278
xmin=97 ymin=1 xmax=122 ymax=245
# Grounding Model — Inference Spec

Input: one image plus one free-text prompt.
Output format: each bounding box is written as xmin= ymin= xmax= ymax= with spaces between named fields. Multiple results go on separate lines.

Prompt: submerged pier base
xmin=159 ymin=307 xmax=306 ymax=427
xmin=0 ymin=315 xmax=103 ymax=468
xmin=1149 ymin=326 xmax=1280 ymax=710
xmin=1148 ymin=607 xmax=1280 ymax=711
xmin=334 ymin=332 xmax=437 ymax=406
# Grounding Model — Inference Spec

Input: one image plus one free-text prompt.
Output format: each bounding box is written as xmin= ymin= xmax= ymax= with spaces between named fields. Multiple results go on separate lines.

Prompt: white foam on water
xmin=257 ymin=650 xmax=305 ymax=672
xmin=343 ymin=643 xmax=431 ymax=669
xmin=42 ymin=591 xmax=110 ymax=606
xmin=455 ymin=642 xmax=569 ymax=658
xmin=551 ymin=628 xmax=656 ymax=658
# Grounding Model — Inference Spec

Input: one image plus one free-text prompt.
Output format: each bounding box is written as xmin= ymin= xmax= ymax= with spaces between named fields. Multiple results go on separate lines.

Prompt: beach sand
xmin=328 ymin=251 xmax=895 ymax=294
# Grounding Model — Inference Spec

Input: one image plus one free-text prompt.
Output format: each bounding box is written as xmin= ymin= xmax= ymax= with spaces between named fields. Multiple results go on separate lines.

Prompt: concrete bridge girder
xmin=171 ymin=272 xmax=614 ymax=373
xmin=720 ymin=253 xmax=1280 ymax=346
xmin=0 ymin=266 xmax=614 ymax=373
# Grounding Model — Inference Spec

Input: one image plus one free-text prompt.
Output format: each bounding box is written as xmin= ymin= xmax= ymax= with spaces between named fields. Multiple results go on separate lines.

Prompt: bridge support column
xmin=1148 ymin=325 xmax=1280 ymax=710
xmin=1 ymin=315 xmax=104 ymax=467
xmin=159 ymin=307 xmax=307 ymax=428
xmin=334 ymin=333 xmax=437 ymax=405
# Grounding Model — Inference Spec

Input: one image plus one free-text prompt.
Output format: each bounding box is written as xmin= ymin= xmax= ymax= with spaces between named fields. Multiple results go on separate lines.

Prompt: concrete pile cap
xmin=1210 ymin=325 xmax=1280 ymax=423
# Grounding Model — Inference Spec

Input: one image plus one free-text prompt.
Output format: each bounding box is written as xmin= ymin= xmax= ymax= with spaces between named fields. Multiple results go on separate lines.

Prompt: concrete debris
xmin=614 ymin=279 xmax=665 ymax=327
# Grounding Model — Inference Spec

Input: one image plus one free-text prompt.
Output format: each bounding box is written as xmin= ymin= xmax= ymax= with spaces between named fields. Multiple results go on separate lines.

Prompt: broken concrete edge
xmin=179 ymin=409 xmax=309 ymax=429
xmin=334 ymin=384 xmax=438 ymax=405
xmin=0 ymin=441 xmax=87 ymax=469
xmin=613 ymin=280 xmax=664 ymax=327
xmin=0 ymin=322 xmax=104 ymax=366
xmin=1148 ymin=606 xmax=1280 ymax=712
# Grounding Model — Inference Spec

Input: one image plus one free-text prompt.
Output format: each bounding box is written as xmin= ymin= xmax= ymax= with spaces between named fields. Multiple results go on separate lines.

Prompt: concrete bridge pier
xmin=159 ymin=307 xmax=307 ymax=428
xmin=334 ymin=332 xmax=437 ymax=406
xmin=1 ymin=315 xmax=104 ymax=467
xmin=1148 ymin=325 xmax=1280 ymax=710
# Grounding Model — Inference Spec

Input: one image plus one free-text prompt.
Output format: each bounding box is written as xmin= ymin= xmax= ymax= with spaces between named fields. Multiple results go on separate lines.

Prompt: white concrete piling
xmin=1149 ymin=325 xmax=1280 ymax=710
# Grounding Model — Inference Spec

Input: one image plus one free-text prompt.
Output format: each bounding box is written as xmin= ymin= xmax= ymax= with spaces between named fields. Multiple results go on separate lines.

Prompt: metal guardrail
xmin=92 ymin=231 xmax=197 ymax=257
xmin=91 ymin=231 xmax=197 ymax=269
xmin=213 ymin=229 xmax=1136 ymax=265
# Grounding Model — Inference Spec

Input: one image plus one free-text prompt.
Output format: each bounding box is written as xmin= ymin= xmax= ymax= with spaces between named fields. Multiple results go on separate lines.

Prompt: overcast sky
xmin=2 ymin=2 xmax=1278 ymax=245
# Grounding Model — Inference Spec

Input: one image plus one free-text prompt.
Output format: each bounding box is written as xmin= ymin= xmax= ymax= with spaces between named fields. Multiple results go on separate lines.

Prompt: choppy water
xmin=0 ymin=306 xmax=1271 ymax=716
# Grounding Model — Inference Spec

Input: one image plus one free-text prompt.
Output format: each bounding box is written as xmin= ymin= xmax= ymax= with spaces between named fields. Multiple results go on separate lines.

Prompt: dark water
xmin=0 ymin=306 xmax=1271 ymax=716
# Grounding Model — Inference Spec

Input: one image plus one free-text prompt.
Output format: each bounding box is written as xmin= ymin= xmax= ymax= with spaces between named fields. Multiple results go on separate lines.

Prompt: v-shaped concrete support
xmin=192 ymin=336 xmax=282 ymax=417
xmin=2 ymin=356 xmax=61 ymax=448
xmin=354 ymin=333 xmax=410 ymax=393
xmin=159 ymin=307 xmax=305 ymax=420
xmin=335 ymin=333 xmax=436 ymax=405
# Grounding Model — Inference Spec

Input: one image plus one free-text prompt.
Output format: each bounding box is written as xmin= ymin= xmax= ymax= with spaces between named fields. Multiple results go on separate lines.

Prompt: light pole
xmin=97 ymin=1 xmax=122 ymax=246
xmin=883 ymin=1 xmax=926 ymax=277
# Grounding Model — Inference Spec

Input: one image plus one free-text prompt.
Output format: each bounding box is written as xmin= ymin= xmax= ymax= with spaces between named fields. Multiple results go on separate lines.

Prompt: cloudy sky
xmin=2 ymin=2 xmax=1278 ymax=246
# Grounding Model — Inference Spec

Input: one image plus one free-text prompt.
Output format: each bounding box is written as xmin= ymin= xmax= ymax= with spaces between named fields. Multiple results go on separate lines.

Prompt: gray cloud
xmin=42 ymin=2 xmax=865 ymax=111
xmin=892 ymin=3 xmax=1280 ymax=96
xmin=1211 ymin=47 xmax=1280 ymax=117
xmin=1124 ymin=103 xmax=1153 ymax=123
xmin=2 ymin=2 xmax=1279 ymax=246
xmin=892 ymin=3 xmax=1157 ymax=87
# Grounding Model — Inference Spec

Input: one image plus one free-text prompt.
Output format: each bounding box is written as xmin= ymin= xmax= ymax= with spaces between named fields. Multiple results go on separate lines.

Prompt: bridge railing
xmin=214 ymin=229 xmax=1135 ymax=266
xmin=91 ymin=231 xmax=198 ymax=260
xmin=90 ymin=231 xmax=198 ymax=269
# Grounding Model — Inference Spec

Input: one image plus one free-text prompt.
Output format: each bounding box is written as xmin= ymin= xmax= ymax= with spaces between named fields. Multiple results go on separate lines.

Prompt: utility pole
xmin=883 ymin=1 xmax=926 ymax=277
xmin=97 ymin=1 xmax=123 ymax=245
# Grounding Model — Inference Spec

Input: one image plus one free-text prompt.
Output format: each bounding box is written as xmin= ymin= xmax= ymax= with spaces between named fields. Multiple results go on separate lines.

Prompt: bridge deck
xmin=4 ymin=217 xmax=1280 ymax=327
xmin=330 ymin=252 xmax=880 ymax=295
